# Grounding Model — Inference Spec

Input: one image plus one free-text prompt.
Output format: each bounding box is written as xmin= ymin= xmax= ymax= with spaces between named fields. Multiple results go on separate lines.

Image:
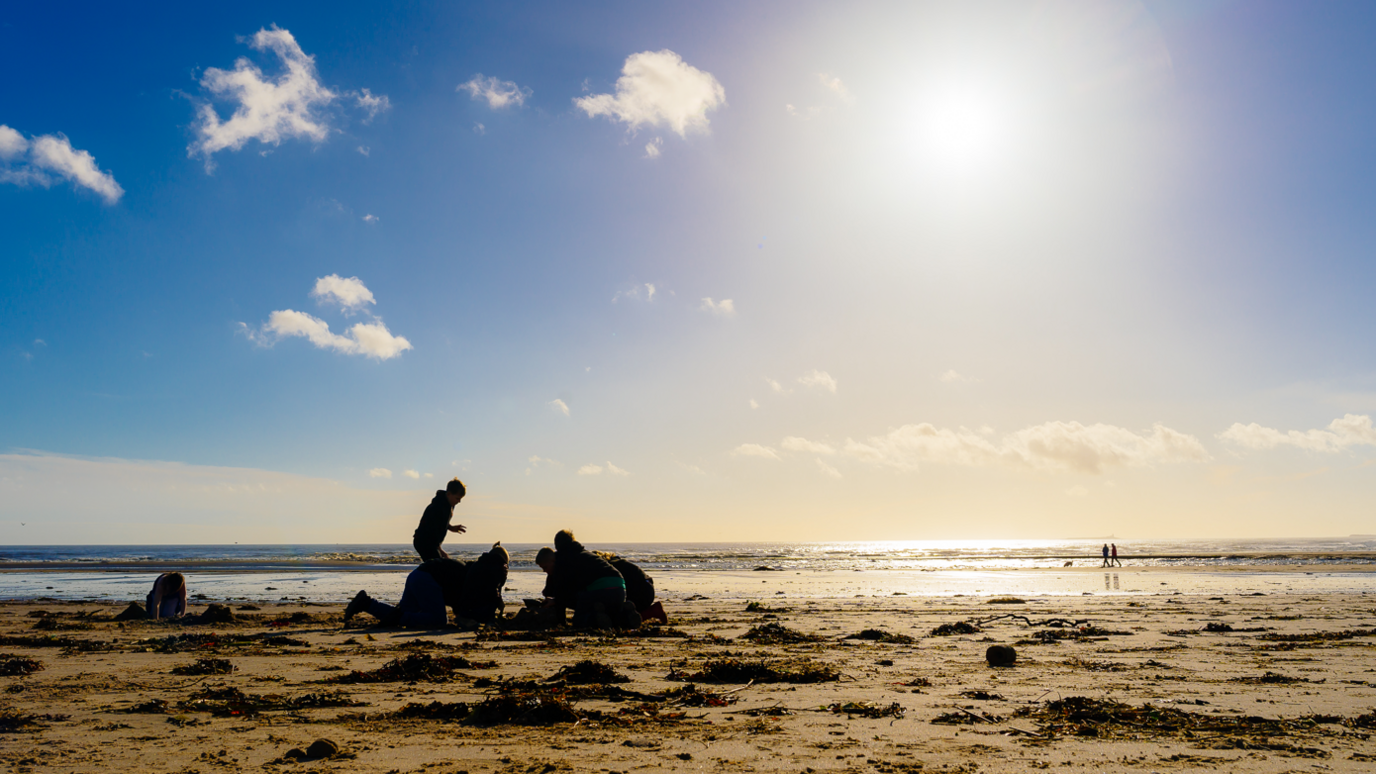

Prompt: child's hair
xmin=487 ymin=542 xmax=509 ymax=564
xmin=446 ymin=477 xmax=466 ymax=496
xmin=535 ymin=547 xmax=555 ymax=566
xmin=553 ymin=529 xmax=576 ymax=551
xmin=163 ymin=572 xmax=186 ymax=593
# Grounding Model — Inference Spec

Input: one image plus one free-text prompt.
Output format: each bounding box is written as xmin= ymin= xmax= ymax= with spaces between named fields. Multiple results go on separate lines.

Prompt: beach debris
xmin=0 ymin=706 xmax=69 ymax=732
xmin=181 ymin=686 xmax=363 ymax=717
xmin=280 ymin=738 xmax=345 ymax=762
xmin=170 ymin=657 xmax=235 ymax=675
xmin=1230 ymin=671 xmax=1312 ymax=685
xmin=902 ymin=677 xmax=933 ymax=687
xmin=987 ymin=597 xmax=1027 ymax=605
xmin=660 ymin=683 xmax=737 ymax=707
xmin=1012 ymin=696 xmax=1348 ymax=745
xmin=972 ymin=614 xmax=1090 ymax=628
xmin=1029 ymin=625 xmax=1129 ymax=642
xmin=931 ymin=622 xmax=982 ymax=637
xmin=547 ymin=659 xmax=630 ymax=684
xmin=0 ymin=655 xmax=43 ymax=677
xmin=120 ymin=699 xmax=171 ymax=714
xmin=1256 ymin=627 xmax=1376 ymax=643
xmin=745 ymin=601 xmax=787 ymax=613
xmin=1204 ymin=622 xmax=1233 ymax=632
xmin=985 ymin=645 xmax=1017 ymax=667
xmin=827 ymin=701 xmax=905 ymax=719
xmin=668 ymin=657 xmax=840 ymax=684
xmin=135 ymin=632 xmax=310 ymax=653
xmin=113 ymin=602 xmax=146 ymax=621
xmin=752 ymin=566 xmax=781 ymax=571
xmin=324 ymin=652 xmax=480 ymax=684
xmin=1062 ymin=657 xmax=1126 ymax=672
xmin=932 ymin=708 xmax=1001 ymax=725
xmin=464 ymin=693 xmax=582 ymax=726
xmin=844 ymin=628 xmax=916 ymax=644
xmin=742 ymin=622 xmax=824 ymax=644
xmin=961 ymin=690 xmax=1005 ymax=701
xmin=31 ymin=617 xmax=92 ymax=632
xmin=195 ymin=604 xmax=238 ymax=624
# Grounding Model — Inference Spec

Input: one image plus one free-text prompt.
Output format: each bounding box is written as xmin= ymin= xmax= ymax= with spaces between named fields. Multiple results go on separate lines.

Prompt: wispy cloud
xmin=781 ymin=436 xmax=836 ymax=455
xmin=644 ymin=138 xmax=663 ymax=158
xmin=362 ymin=214 xmax=378 ymax=223
xmin=1219 ymin=414 xmax=1376 ymax=452
xmin=843 ymin=421 xmax=1209 ymax=474
xmin=578 ymin=461 xmax=630 ymax=476
xmin=765 ymin=378 xmax=786 ymax=394
xmin=241 ymin=275 xmax=411 ymax=360
xmin=816 ymin=458 xmax=843 ymax=479
xmin=0 ymin=124 xmax=123 ymax=203
xmin=731 ymin=443 xmax=780 ymax=460
xmin=613 ymin=283 xmax=658 ymax=303
xmin=700 ymin=297 xmax=735 ymax=317
xmin=458 ymin=75 xmax=532 ymax=109
xmin=576 ymin=50 xmax=726 ymax=138
xmin=368 ymin=467 xmax=392 ymax=478
xmin=549 ymin=399 xmax=570 ymax=417
xmin=526 ymin=455 xmax=562 ymax=475
xmin=797 ymin=370 xmax=837 ymax=393
xmin=189 ymin=27 xmax=387 ymax=168
xmin=940 ymin=369 xmax=976 ymax=383
xmin=403 ymin=470 xmax=420 ymax=479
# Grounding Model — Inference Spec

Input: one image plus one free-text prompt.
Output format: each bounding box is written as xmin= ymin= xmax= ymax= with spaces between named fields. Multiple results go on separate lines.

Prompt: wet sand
xmin=1 ymin=583 xmax=1375 ymax=773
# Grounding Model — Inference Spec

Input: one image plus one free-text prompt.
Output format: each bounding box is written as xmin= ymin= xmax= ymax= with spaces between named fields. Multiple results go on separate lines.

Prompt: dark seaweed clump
xmin=930 ymin=622 xmax=982 ymax=637
xmin=741 ymin=622 xmax=824 ymax=645
xmin=668 ymin=657 xmax=839 ymax=684
xmin=1257 ymin=627 xmax=1376 ymax=643
xmin=845 ymin=629 xmax=916 ymax=644
xmin=181 ymin=687 xmax=363 ymax=717
xmin=547 ymin=660 xmax=629 ymax=684
xmin=0 ymin=707 xmax=69 ymax=732
xmin=171 ymin=657 xmax=235 ymax=675
xmin=324 ymin=653 xmax=478 ymax=684
xmin=1030 ymin=625 xmax=1130 ymax=642
xmin=828 ymin=701 xmax=905 ymax=719
xmin=0 ymin=656 xmax=43 ymax=677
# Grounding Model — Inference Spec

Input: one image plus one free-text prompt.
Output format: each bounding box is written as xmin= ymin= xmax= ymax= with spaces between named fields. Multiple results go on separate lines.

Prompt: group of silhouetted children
xmin=133 ymin=477 xmax=666 ymax=630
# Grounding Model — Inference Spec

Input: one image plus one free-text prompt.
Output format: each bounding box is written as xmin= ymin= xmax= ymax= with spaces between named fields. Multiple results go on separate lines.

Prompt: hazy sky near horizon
xmin=4 ymin=0 xmax=1376 ymax=545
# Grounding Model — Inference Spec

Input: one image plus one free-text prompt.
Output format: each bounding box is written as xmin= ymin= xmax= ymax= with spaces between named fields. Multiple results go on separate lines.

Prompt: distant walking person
xmin=147 ymin=572 xmax=188 ymax=620
xmin=1111 ymin=543 xmax=1122 ymax=567
xmin=1101 ymin=543 xmax=1111 ymax=567
xmin=413 ymin=478 xmax=467 ymax=561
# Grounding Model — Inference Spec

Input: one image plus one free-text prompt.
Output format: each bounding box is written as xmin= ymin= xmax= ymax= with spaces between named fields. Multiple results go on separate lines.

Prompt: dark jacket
xmin=542 ymin=540 xmax=622 ymax=609
xmin=456 ymin=546 xmax=508 ymax=623
xmin=413 ymin=491 xmax=453 ymax=550
xmin=418 ymin=557 xmax=468 ymax=616
xmin=607 ymin=557 xmax=655 ymax=611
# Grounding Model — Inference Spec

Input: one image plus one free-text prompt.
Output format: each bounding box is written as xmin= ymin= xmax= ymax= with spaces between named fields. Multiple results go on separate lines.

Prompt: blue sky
xmin=3 ymin=0 xmax=1376 ymax=544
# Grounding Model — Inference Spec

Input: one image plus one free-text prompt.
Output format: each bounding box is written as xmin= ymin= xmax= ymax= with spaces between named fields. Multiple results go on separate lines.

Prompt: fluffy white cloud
xmin=797 ymin=370 xmax=837 ymax=393
xmin=732 ymin=443 xmax=780 ymax=460
xmin=549 ymin=399 xmax=570 ymax=417
xmin=369 ymin=468 xmax=392 ymax=478
xmin=243 ymin=275 xmax=411 ymax=360
xmin=458 ymin=75 xmax=531 ymax=109
xmin=781 ymin=436 xmax=836 ymax=455
xmin=403 ymin=470 xmax=420 ymax=479
xmin=575 ymin=50 xmax=726 ymax=137
xmin=189 ymin=27 xmax=387 ymax=167
xmin=844 ymin=420 xmax=1209 ymax=474
xmin=606 ymin=461 xmax=629 ymax=476
xmin=700 ymin=297 xmax=735 ymax=317
xmin=765 ymin=378 xmax=785 ymax=394
xmin=644 ymin=138 xmax=663 ymax=158
xmin=1218 ymin=414 xmax=1376 ymax=452
xmin=310 ymin=274 xmax=375 ymax=313
xmin=577 ymin=464 xmax=603 ymax=476
xmin=0 ymin=125 xmax=123 ymax=203
xmin=362 ymin=214 xmax=379 ymax=223
xmin=818 ymin=73 xmax=849 ymax=99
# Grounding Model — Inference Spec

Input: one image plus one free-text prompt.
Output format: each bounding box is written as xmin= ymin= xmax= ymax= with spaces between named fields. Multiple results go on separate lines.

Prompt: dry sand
xmin=1 ymin=584 xmax=1374 ymax=773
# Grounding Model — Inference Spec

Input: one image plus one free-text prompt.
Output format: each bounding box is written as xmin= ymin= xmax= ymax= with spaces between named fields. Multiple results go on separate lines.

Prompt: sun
xmin=918 ymin=84 xmax=1012 ymax=175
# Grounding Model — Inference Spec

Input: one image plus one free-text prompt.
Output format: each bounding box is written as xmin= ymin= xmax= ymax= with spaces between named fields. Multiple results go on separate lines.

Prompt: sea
xmin=1 ymin=537 xmax=1373 ymax=605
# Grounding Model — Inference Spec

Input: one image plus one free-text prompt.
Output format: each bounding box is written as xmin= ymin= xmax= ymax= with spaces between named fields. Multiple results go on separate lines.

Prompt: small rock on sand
xmin=986 ymin=645 xmax=1017 ymax=667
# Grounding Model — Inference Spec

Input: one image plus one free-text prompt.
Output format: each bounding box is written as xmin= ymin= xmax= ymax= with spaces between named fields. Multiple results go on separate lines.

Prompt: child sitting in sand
xmin=591 ymin=550 xmax=668 ymax=624
xmin=146 ymin=572 xmax=188 ymax=619
xmin=536 ymin=531 xmax=641 ymax=629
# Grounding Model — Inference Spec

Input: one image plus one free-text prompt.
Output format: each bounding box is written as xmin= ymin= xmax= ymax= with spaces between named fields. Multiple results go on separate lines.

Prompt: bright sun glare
xmin=921 ymin=86 xmax=1009 ymax=174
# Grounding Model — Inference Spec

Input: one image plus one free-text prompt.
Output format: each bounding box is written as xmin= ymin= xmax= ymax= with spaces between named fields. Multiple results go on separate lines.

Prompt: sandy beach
xmin=2 ymin=574 xmax=1375 ymax=773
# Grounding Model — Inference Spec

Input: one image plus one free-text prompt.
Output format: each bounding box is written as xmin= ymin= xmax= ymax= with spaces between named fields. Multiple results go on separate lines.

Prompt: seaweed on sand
xmin=1230 ymin=671 xmax=1311 ymax=685
xmin=0 ymin=634 xmax=111 ymax=652
xmin=660 ymin=684 xmax=736 ymax=707
xmin=170 ymin=657 xmax=235 ymax=675
xmin=0 ymin=655 xmax=43 ymax=676
xmin=844 ymin=629 xmax=916 ymax=644
xmin=181 ymin=687 xmax=363 ymax=717
xmin=930 ymin=622 xmax=982 ymax=637
xmin=1256 ymin=627 xmax=1376 ymax=643
xmin=741 ymin=622 xmax=824 ymax=645
xmin=827 ymin=701 xmax=905 ymax=719
xmin=136 ymin=632 xmax=310 ymax=653
xmin=668 ymin=657 xmax=839 ymax=684
xmin=1030 ymin=625 xmax=1130 ymax=642
xmin=1013 ymin=696 xmax=1328 ymax=743
xmin=547 ymin=660 xmax=629 ymax=684
xmin=323 ymin=652 xmax=478 ymax=684
xmin=0 ymin=707 xmax=69 ymax=732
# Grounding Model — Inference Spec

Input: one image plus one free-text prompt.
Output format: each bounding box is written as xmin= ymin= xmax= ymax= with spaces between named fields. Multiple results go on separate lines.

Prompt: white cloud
xmin=818 ymin=73 xmax=849 ymax=99
xmin=189 ymin=27 xmax=386 ymax=167
xmin=578 ymin=464 xmax=602 ymax=476
xmin=354 ymin=88 xmax=391 ymax=122
xmin=473 ymin=122 xmax=486 ymax=135
xmin=644 ymin=137 xmax=662 ymax=158
xmin=356 ymin=145 xmax=369 ymax=156
xmin=797 ymin=370 xmax=837 ymax=393
xmin=844 ymin=420 xmax=1209 ymax=474
xmin=700 ymin=297 xmax=735 ymax=317
xmin=362 ymin=214 xmax=378 ymax=223
xmin=749 ymin=399 xmax=759 ymax=410
xmin=424 ymin=473 xmax=433 ymax=478
xmin=613 ymin=283 xmax=658 ymax=303
xmin=940 ymin=369 xmax=976 ymax=383
xmin=369 ymin=467 xmax=392 ymax=478
xmin=766 ymin=378 xmax=786 ymax=394
xmin=781 ymin=436 xmax=836 ymax=455
xmin=0 ymin=125 xmax=123 ymax=203
xmin=606 ymin=461 xmax=629 ymax=476
xmin=1219 ymin=414 xmax=1376 ymax=453
xmin=310 ymin=274 xmax=375 ymax=313
xmin=731 ymin=443 xmax=780 ymax=460
xmin=549 ymin=399 xmax=570 ymax=417
xmin=458 ymin=75 xmax=531 ymax=109
xmin=816 ymin=458 xmax=843 ymax=479
xmin=403 ymin=470 xmax=420 ymax=479
xmin=575 ymin=50 xmax=726 ymax=138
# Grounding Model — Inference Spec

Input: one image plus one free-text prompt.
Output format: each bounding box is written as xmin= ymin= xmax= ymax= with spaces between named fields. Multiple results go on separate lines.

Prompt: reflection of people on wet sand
xmin=1111 ymin=543 xmax=1122 ymax=567
xmin=1101 ymin=544 xmax=1111 ymax=567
